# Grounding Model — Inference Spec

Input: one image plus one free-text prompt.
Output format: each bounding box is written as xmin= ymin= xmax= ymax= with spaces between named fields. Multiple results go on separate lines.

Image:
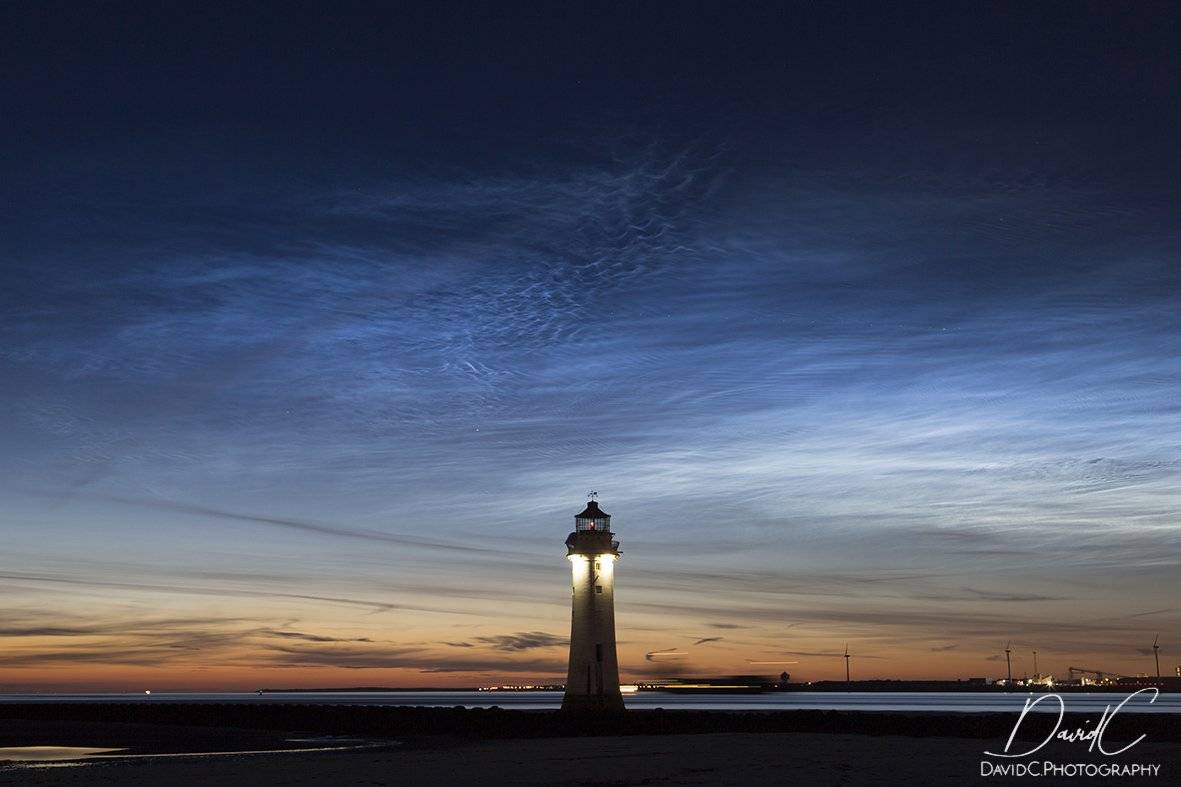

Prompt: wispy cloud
xmin=259 ymin=630 xmax=374 ymax=644
xmin=65 ymin=493 xmax=505 ymax=555
xmin=474 ymin=632 xmax=567 ymax=652
xmin=0 ymin=571 xmax=423 ymax=614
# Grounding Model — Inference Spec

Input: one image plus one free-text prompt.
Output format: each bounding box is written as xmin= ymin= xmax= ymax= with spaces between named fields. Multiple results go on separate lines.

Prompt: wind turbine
xmin=844 ymin=643 xmax=851 ymax=683
xmin=1005 ymin=641 xmax=1012 ymax=685
xmin=1153 ymin=634 xmax=1160 ymax=680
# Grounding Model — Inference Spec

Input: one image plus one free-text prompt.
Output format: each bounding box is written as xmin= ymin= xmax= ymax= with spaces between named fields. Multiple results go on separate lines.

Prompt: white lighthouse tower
xmin=562 ymin=495 xmax=624 ymax=712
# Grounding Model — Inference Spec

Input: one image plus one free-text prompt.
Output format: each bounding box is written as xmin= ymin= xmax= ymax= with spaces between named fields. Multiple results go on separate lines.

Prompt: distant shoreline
xmin=3 ymin=702 xmax=1179 ymax=742
xmin=252 ymin=680 xmax=1178 ymax=694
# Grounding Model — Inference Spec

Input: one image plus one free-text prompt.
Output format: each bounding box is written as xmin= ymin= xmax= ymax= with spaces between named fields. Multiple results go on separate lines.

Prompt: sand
xmin=2 ymin=732 xmax=1178 ymax=785
xmin=2 ymin=707 xmax=1177 ymax=784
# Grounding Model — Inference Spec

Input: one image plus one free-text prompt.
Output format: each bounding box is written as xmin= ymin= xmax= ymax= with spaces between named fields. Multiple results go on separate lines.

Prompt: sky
xmin=1 ymin=3 xmax=1179 ymax=690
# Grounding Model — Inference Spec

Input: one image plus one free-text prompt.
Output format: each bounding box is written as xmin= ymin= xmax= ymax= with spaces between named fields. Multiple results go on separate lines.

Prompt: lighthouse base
xmin=560 ymin=692 xmax=626 ymax=713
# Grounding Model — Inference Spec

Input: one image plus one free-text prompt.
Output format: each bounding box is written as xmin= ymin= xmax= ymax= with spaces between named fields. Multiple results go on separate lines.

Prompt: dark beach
xmin=2 ymin=704 xmax=1177 ymax=785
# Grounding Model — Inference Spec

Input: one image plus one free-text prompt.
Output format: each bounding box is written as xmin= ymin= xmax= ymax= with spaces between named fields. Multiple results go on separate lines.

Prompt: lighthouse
xmin=562 ymin=495 xmax=624 ymax=712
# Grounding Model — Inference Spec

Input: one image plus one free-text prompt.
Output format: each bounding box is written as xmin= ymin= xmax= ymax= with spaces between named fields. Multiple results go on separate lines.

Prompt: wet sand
xmin=1 ymin=707 xmax=1177 ymax=784
xmin=2 ymin=732 xmax=1178 ymax=785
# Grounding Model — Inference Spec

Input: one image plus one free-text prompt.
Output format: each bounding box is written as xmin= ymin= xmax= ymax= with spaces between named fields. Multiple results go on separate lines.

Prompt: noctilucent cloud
xmin=1 ymin=4 xmax=1178 ymax=689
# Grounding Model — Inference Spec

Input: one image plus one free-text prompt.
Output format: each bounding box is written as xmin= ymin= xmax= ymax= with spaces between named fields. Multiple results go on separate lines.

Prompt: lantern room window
xmin=574 ymin=500 xmax=611 ymax=533
xmin=576 ymin=517 xmax=609 ymax=532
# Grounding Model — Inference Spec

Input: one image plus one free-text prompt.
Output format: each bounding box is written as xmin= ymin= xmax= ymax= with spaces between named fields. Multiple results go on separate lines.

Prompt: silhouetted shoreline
xmin=254 ymin=678 xmax=1181 ymax=693
xmin=3 ymin=702 xmax=1179 ymax=744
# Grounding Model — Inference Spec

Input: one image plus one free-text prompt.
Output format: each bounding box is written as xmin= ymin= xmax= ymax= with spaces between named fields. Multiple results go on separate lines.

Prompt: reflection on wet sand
xmin=0 ymin=747 xmax=125 ymax=762
xmin=1 ymin=741 xmax=392 ymax=768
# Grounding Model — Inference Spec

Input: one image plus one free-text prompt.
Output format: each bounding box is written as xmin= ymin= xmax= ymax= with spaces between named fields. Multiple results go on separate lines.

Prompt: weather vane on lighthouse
xmin=587 ymin=490 xmax=598 ymax=500
xmin=562 ymin=494 xmax=623 ymax=712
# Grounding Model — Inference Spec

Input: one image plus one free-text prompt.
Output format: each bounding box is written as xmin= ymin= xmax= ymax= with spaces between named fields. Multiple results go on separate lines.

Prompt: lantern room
xmin=574 ymin=500 xmax=611 ymax=532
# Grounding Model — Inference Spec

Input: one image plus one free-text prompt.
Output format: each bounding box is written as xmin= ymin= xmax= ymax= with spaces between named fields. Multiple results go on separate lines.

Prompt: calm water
xmin=0 ymin=691 xmax=1175 ymax=713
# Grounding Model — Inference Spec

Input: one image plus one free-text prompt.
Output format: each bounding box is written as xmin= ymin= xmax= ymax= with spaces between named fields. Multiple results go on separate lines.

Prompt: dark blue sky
xmin=2 ymin=3 xmax=1178 ymax=688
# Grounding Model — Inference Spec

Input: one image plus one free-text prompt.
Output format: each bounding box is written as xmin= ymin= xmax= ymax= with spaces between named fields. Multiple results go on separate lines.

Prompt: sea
xmin=0 ymin=691 xmax=1176 ymax=713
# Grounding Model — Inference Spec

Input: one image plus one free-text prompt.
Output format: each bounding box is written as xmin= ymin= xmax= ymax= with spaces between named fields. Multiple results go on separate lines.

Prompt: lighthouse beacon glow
xmin=562 ymin=495 xmax=624 ymax=712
